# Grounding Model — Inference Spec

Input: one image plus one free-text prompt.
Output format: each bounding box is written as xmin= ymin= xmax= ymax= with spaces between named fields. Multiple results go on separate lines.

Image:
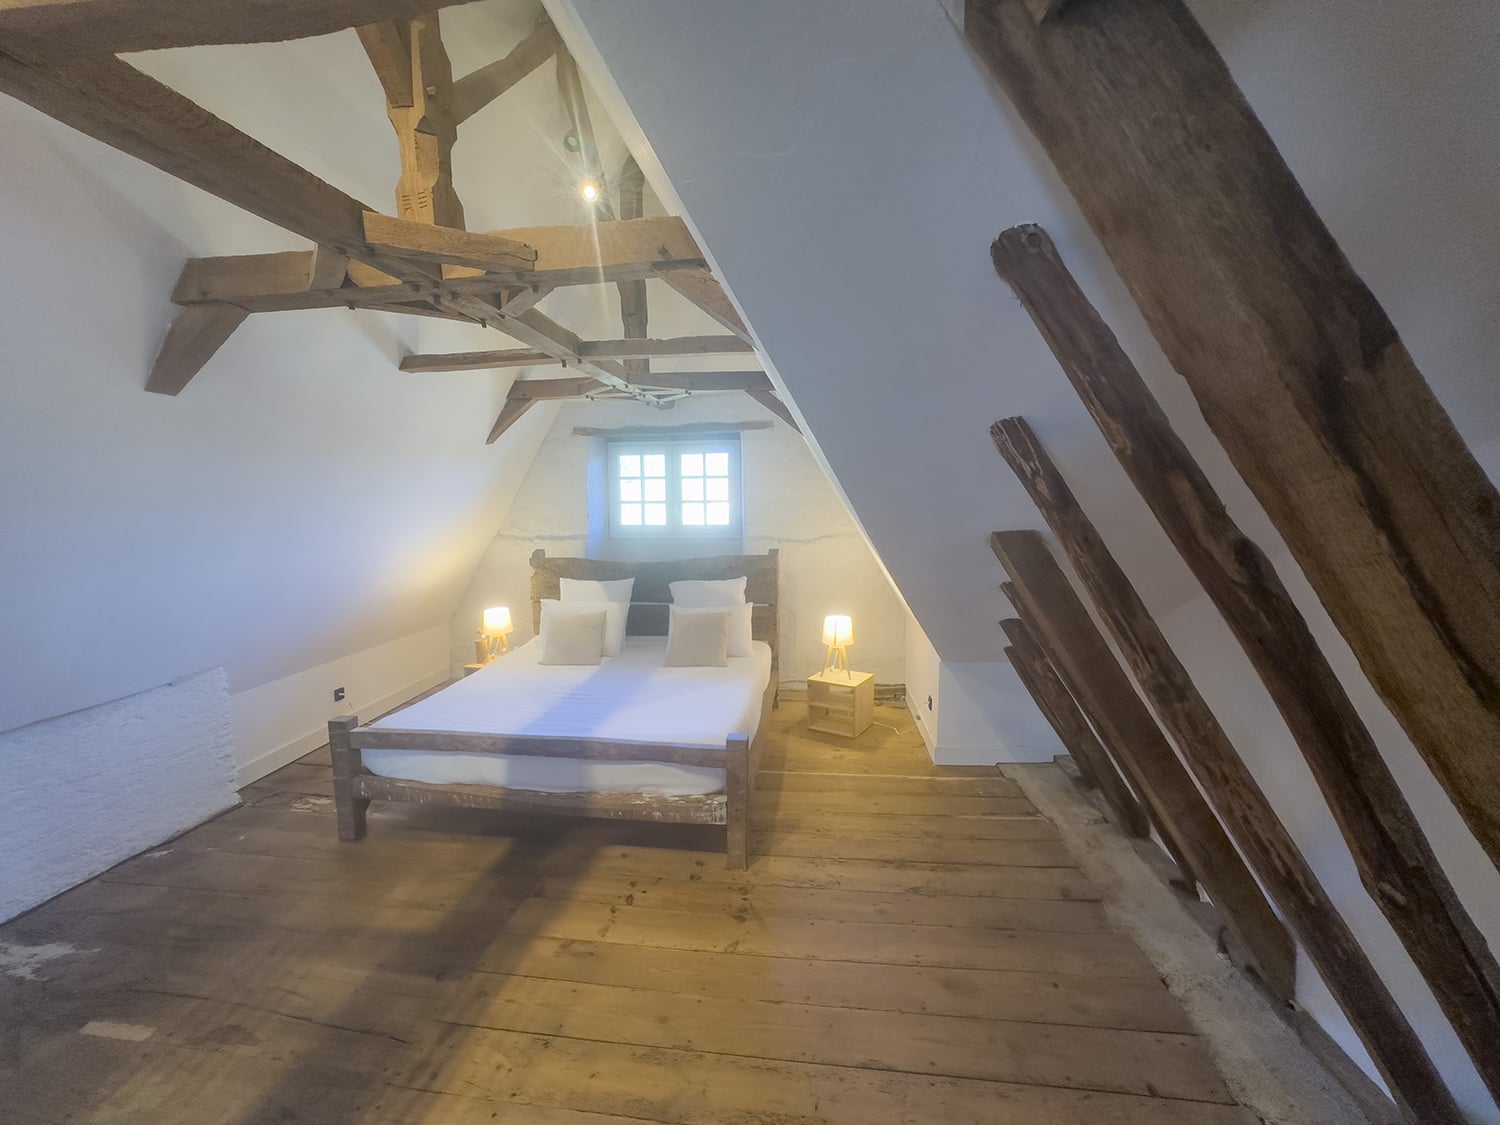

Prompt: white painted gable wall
xmin=550 ymin=0 xmax=1500 ymax=1116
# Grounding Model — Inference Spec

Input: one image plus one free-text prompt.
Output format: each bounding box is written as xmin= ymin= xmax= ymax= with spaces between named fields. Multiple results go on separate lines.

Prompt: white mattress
xmin=363 ymin=636 xmax=772 ymax=796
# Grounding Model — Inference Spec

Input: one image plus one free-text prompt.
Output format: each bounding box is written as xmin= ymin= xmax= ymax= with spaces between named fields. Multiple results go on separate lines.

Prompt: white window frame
xmin=607 ymin=436 xmax=743 ymax=539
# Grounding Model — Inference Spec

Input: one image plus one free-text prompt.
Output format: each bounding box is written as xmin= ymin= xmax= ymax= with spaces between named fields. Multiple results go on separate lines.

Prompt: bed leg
xmin=725 ymin=733 xmax=751 ymax=870
xmin=329 ymin=715 xmax=369 ymax=842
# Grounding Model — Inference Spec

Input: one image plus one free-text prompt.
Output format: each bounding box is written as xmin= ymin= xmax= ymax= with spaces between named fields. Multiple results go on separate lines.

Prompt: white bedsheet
xmin=362 ymin=636 xmax=772 ymax=796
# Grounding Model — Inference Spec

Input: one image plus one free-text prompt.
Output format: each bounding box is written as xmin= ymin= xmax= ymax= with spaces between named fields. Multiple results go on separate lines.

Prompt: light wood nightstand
xmin=806 ymin=669 xmax=874 ymax=738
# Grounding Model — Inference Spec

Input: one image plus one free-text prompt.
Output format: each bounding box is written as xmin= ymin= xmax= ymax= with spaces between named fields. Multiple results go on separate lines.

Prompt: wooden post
xmin=1000 ymin=620 xmax=1147 ymax=838
xmin=724 ymin=733 xmax=751 ymax=870
xmin=992 ymin=536 xmax=1295 ymax=1001
xmin=964 ymin=0 xmax=1500 ymax=876
xmin=329 ymin=715 xmax=369 ymax=842
xmin=985 ymin=266 xmax=1500 ymax=1100
xmin=994 ymin=525 xmax=1462 ymax=1123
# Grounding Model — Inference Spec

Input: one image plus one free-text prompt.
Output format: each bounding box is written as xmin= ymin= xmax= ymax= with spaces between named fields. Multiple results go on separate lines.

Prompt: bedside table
xmin=806 ymin=669 xmax=874 ymax=738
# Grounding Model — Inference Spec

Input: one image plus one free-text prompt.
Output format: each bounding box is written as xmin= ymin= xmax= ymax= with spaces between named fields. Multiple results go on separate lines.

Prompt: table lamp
xmin=822 ymin=614 xmax=854 ymax=676
xmin=475 ymin=605 xmax=514 ymax=664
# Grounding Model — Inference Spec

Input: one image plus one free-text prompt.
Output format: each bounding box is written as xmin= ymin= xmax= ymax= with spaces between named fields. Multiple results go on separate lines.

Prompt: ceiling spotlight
xmin=580 ymin=181 xmax=600 ymax=203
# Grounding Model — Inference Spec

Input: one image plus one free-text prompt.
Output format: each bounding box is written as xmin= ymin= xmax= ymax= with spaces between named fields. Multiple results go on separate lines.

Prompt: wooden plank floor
xmin=0 ymin=701 xmax=1258 ymax=1124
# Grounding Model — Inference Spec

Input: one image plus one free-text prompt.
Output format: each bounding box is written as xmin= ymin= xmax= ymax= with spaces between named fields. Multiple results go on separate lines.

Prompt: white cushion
xmin=663 ymin=606 xmax=731 ymax=668
xmin=669 ymin=577 xmax=752 ymax=656
xmin=560 ymin=576 xmax=635 ymax=604
xmin=669 ymin=577 xmax=747 ymax=606
xmin=541 ymin=598 xmax=627 ymax=657
xmin=538 ymin=605 xmax=607 ymax=665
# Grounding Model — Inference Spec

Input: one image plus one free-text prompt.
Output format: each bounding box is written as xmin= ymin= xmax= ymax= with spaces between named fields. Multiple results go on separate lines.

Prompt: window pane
xmin=681 ymin=453 xmax=703 ymax=476
xmin=644 ymin=503 xmax=667 ymax=526
xmin=620 ymin=479 xmax=641 ymax=502
xmin=619 ymin=503 xmax=642 ymax=526
xmin=682 ymin=502 xmax=706 ymax=526
xmin=643 ymin=454 xmax=666 ymax=477
xmin=705 ymin=452 xmax=729 ymax=476
xmin=706 ymin=501 xmax=730 ymax=526
xmin=681 ymin=477 xmax=704 ymax=501
xmin=644 ymin=478 xmax=666 ymax=502
xmin=618 ymin=454 xmax=640 ymax=477
xmin=706 ymin=477 xmax=729 ymax=502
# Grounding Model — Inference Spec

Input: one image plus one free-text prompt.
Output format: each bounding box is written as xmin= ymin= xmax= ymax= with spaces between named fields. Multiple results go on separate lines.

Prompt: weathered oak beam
xmin=486 ymin=397 xmax=537 ymax=444
xmin=990 ymin=233 xmax=1500 ymax=1105
xmin=0 ymin=0 xmax=466 ymax=60
xmin=992 ymin=531 xmax=1296 ymax=1001
xmin=362 ymin=212 xmax=536 ymax=273
xmin=746 ymin=389 xmax=800 ymax=433
xmin=1000 ymin=620 xmax=1146 ymax=836
xmin=994 ymin=526 xmax=1457 ymax=1123
xmin=967 ymin=0 xmax=1500 ymax=878
xmin=658 ymin=267 xmax=751 ymax=343
xmin=355 ymin=20 xmax=413 ymax=107
xmin=451 ymin=16 xmax=560 ymax=124
xmin=144 ymin=303 xmax=249 ymax=396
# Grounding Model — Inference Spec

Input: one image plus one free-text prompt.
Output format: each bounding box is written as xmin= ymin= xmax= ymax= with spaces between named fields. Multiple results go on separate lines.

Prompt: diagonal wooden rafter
xmin=399 ymin=335 xmax=752 ymax=372
xmin=0 ymin=0 xmax=468 ymax=61
xmin=450 ymin=15 xmax=560 ymax=124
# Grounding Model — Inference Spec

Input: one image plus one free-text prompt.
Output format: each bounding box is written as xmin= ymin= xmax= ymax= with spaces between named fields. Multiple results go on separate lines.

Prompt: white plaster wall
xmin=550 ymin=0 xmax=1499 ymax=1116
xmin=449 ymin=394 xmax=908 ymax=686
xmin=0 ymin=670 xmax=237 ymax=922
xmin=230 ymin=625 xmax=451 ymax=786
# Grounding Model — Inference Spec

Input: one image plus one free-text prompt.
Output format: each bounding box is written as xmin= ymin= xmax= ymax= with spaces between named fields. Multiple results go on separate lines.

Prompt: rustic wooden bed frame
xmin=328 ymin=549 xmax=779 ymax=868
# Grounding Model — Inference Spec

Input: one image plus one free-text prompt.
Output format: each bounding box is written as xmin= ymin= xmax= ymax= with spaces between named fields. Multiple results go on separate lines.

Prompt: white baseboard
xmin=234 ymin=667 xmax=449 ymax=788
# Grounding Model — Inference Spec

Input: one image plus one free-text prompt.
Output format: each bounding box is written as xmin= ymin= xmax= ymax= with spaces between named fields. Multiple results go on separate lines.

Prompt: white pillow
xmin=663 ymin=606 xmax=731 ymax=668
xmin=561 ymin=576 xmax=635 ymax=604
xmin=669 ymin=577 xmax=752 ymax=656
xmin=541 ymin=598 xmax=627 ymax=657
xmin=538 ymin=606 xmax=606 ymax=665
xmin=669 ymin=577 xmax=747 ymax=606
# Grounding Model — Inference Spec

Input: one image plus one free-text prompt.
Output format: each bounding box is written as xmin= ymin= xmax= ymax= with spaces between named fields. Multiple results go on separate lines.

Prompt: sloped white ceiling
xmin=548 ymin=0 xmax=1500 ymax=669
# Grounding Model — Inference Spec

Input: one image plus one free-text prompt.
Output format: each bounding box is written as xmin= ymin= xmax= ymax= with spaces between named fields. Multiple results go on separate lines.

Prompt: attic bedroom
xmin=2 ymin=1 xmax=1498 ymax=1123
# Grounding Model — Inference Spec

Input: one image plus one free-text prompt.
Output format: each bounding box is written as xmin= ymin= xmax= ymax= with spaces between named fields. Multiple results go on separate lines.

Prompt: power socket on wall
xmin=333 ymin=687 xmax=346 ymax=703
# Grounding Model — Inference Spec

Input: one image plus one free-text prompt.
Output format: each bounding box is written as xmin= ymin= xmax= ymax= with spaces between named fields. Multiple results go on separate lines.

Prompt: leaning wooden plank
xmin=966 ymin=0 xmax=1500 ymax=884
xmin=143 ymin=303 xmax=248 ymax=395
xmin=658 ymin=266 xmax=752 ymax=342
xmin=988 ymin=248 xmax=1500 ymax=1101
xmin=450 ymin=16 xmax=560 ymax=123
xmin=992 ymin=532 xmax=1296 ymax=1002
xmin=1000 ymin=623 xmax=1147 ymax=837
xmin=450 ymin=972 xmax=1234 ymax=1104
xmin=0 ymin=0 xmax=466 ymax=60
xmin=362 ymin=211 xmax=536 ymax=272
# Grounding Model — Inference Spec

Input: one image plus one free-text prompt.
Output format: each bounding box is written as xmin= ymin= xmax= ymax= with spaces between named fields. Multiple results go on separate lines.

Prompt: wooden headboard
xmin=529 ymin=550 xmax=780 ymax=669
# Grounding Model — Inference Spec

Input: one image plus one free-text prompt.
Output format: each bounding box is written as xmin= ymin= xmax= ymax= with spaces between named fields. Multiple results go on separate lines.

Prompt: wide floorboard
xmin=0 ymin=701 xmax=1256 ymax=1124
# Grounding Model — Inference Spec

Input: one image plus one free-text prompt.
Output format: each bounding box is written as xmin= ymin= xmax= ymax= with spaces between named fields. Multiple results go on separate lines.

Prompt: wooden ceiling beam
xmin=450 ymin=15 xmax=560 ymax=124
xmin=0 ymin=0 xmax=466 ymax=60
xmin=362 ymin=211 xmax=536 ymax=273
xmin=657 ymin=267 xmax=751 ymax=343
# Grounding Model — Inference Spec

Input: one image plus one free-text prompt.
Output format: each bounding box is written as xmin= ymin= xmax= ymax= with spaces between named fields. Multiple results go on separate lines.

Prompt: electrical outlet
xmin=333 ymin=687 xmax=346 ymax=703
xmin=927 ymin=694 xmax=933 ymax=712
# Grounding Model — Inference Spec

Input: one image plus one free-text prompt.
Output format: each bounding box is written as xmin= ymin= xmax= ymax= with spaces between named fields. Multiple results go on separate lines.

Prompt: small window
xmin=609 ymin=437 xmax=741 ymax=538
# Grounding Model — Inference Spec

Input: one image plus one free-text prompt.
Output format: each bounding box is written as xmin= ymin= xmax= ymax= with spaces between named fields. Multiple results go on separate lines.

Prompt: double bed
xmin=328 ymin=550 xmax=779 ymax=868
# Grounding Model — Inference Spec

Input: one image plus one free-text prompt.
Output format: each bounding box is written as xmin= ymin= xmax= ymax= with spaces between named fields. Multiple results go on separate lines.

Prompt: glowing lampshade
xmin=482 ymin=606 xmax=514 ymax=637
xmin=822 ymin=615 xmax=853 ymax=648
